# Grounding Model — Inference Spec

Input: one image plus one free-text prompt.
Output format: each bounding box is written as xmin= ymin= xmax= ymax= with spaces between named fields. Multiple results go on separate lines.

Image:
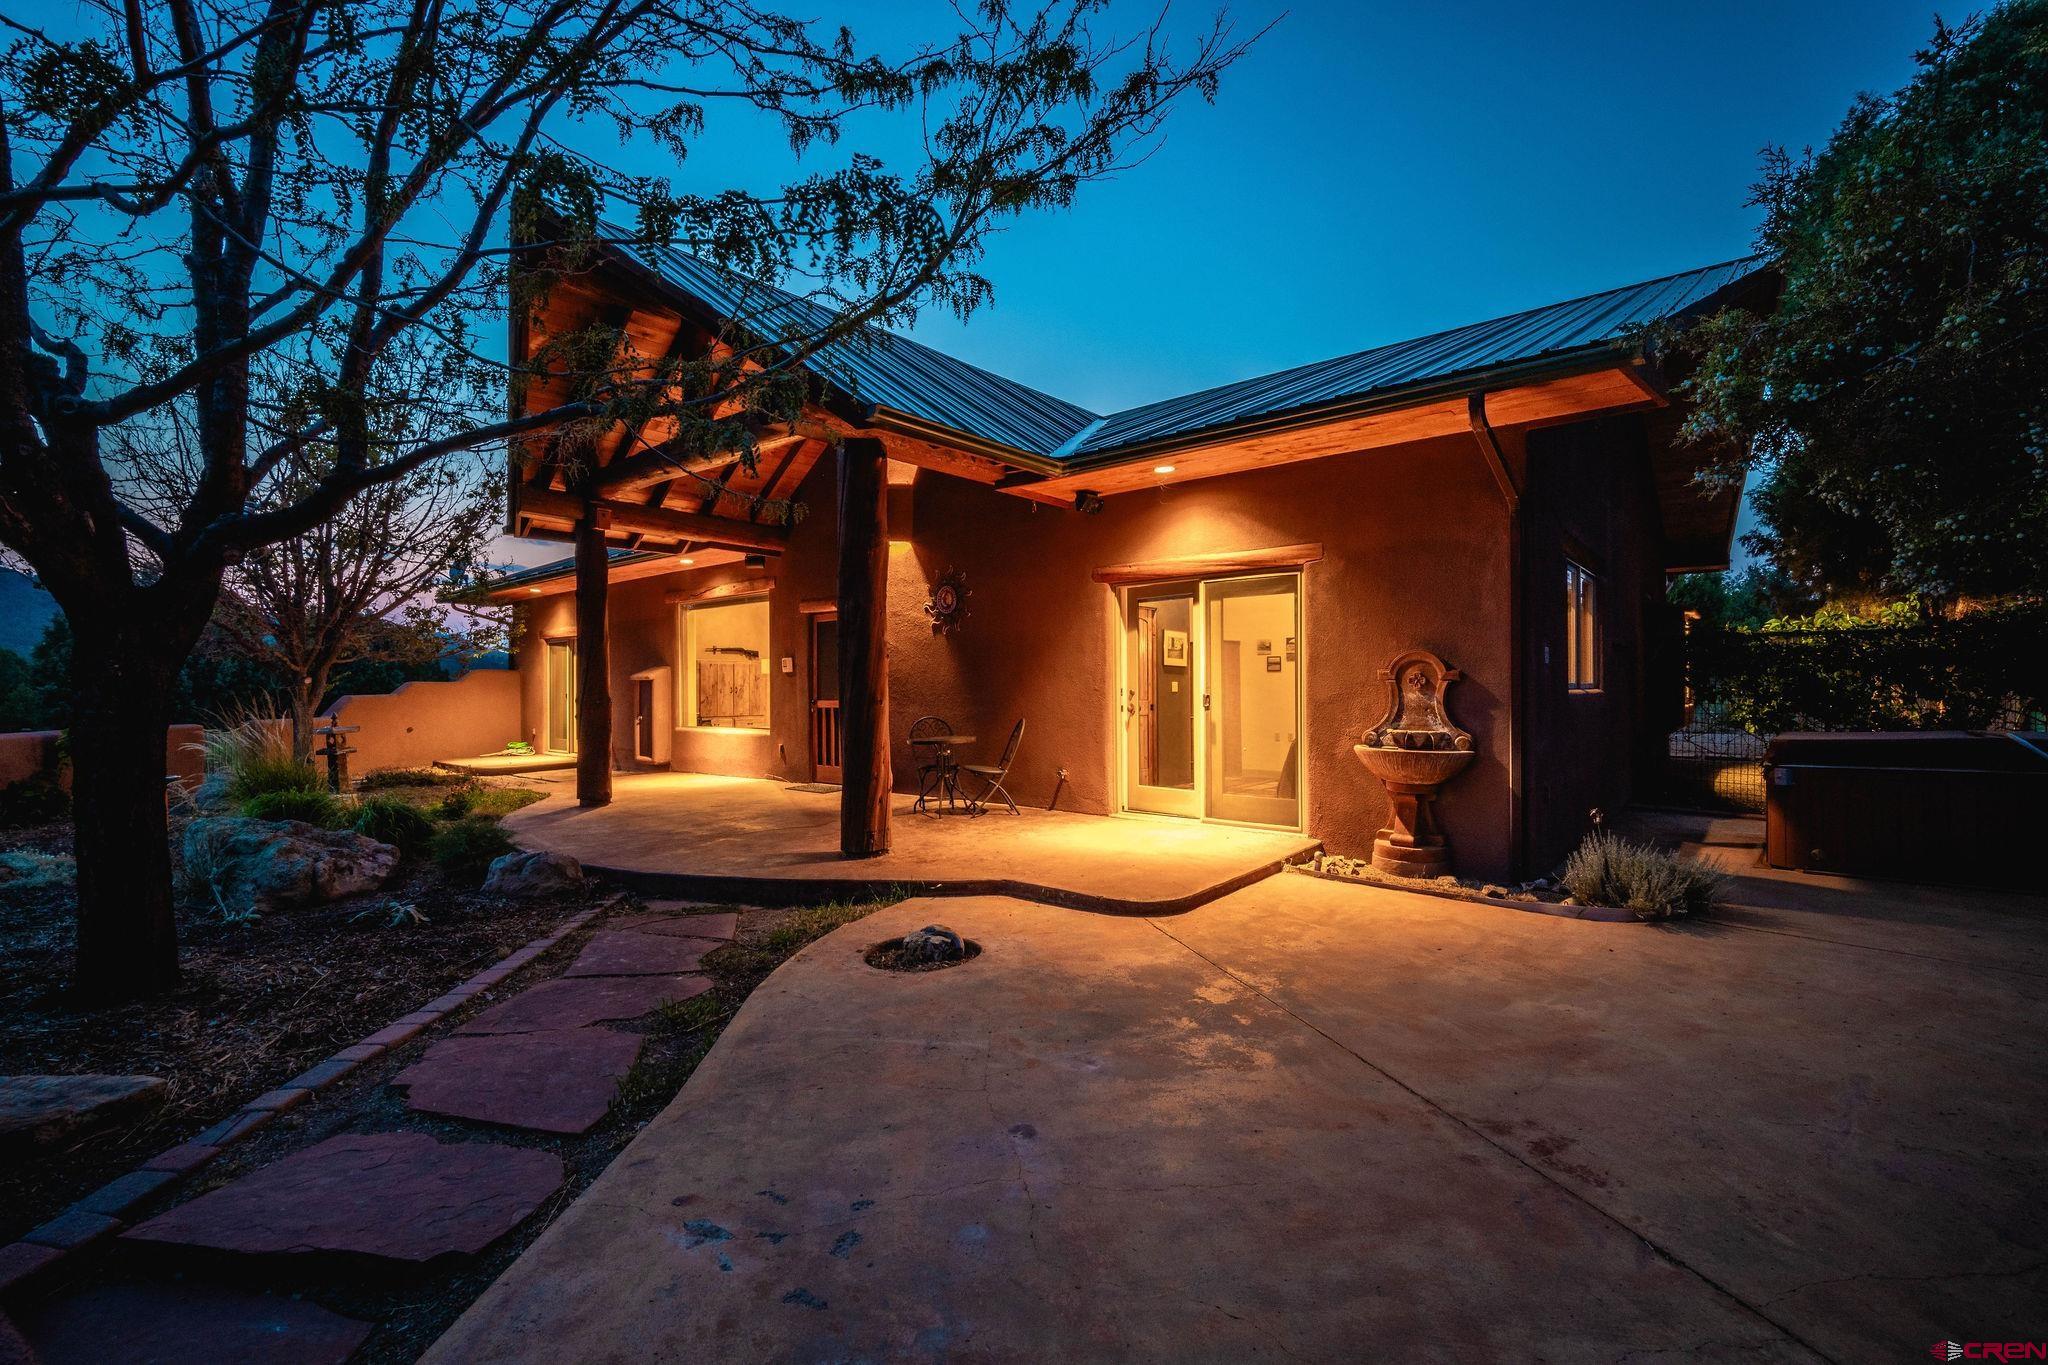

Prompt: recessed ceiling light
xmin=1153 ymin=464 xmax=1176 ymax=475
xmin=527 ymin=587 xmax=542 ymax=594
xmin=678 ymin=556 xmax=694 ymax=565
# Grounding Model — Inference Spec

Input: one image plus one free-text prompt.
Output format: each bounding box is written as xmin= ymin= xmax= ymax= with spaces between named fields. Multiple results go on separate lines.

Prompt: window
xmin=1564 ymin=560 xmax=1599 ymax=692
xmin=681 ymin=598 xmax=771 ymax=729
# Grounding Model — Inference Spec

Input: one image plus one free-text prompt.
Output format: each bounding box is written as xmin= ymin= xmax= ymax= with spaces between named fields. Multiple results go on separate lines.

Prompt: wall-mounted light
xmin=1153 ymin=464 xmax=1176 ymax=475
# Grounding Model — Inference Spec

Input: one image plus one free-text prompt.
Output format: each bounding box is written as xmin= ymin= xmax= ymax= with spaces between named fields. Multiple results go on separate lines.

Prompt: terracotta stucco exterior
xmin=510 ymin=410 xmax=1681 ymax=881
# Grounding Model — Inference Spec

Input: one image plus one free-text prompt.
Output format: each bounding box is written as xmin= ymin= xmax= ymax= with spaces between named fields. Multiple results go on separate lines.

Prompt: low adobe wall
xmin=0 ymin=724 xmax=207 ymax=792
xmin=321 ymin=669 xmax=522 ymax=776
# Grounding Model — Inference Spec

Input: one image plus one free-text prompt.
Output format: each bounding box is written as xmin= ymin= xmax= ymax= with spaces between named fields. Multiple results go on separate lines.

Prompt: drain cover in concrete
xmin=609 ymin=910 xmax=737 ymax=941
xmin=458 ymin=974 xmax=708 ymax=1035
xmin=396 ymin=1029 xmax=644 ymax=1134
xmin=123 ymin=1131 xmax=560 ymax=1262
xmin=18 ymin=1282 xmax=371 ymax=1365
xmin=564 ymin=930 xmax=717 ymax=978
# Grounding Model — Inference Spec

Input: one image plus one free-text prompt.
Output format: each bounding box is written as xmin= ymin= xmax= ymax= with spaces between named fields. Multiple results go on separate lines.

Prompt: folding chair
xmin=959 ymin=718 xmax=1025 ymax=816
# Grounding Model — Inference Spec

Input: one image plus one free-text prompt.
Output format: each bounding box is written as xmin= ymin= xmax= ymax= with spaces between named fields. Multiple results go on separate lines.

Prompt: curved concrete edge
xmin=579 ymin=845 xmax=1316 ymax=918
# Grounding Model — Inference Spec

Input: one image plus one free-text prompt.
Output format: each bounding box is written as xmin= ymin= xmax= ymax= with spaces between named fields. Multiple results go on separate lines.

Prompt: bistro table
xmin=910 ymin=732 xmax=976 ymax=813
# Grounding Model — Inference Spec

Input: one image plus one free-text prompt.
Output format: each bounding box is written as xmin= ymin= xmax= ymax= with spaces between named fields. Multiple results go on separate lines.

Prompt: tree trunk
xmin=575 ymin=504 xmax=612 ymax=807
xmin=837 ymin=438 xmax=891 ymax=857
xmin=67 ymin=612 xmax=182 ymax=1003
xmin=287 ymin=673 xmax=320 ymax=763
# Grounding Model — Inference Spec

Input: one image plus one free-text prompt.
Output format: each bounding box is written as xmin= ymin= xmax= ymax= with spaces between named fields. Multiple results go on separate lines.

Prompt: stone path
xmin=10 ymin=899 xmax=738 ymax=1360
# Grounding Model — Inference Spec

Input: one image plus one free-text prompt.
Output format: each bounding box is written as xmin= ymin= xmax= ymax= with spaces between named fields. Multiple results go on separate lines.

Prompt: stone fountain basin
xmin=1352 ymin=744 xmax=1475 ymax=788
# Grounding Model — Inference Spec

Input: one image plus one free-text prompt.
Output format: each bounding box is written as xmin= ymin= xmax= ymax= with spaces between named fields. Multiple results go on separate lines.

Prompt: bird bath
xmin=1353 ymin=650 xmax=1474 ymax=877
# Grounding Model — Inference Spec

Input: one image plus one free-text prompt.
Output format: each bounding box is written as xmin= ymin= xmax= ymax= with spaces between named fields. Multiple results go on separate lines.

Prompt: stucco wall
xmin=513 ymin=436 xmax=1522 ymax=876
xmin=0 ymin=723 xmax=207 ymax=792
xmin=322 ymin=669 xmax=522 ymax=775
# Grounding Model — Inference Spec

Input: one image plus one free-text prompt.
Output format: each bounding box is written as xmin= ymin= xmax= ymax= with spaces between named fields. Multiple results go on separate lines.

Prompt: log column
xmin=837 ymin=437 xmax=891 ymax=856
xmin=575 ymin=501 xmax=613 ymax=807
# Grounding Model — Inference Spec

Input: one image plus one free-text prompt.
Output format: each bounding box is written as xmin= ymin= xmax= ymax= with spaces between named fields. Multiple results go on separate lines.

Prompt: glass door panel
xmin=545 ymin=640 xmax=578 ymax=753
xmin=1203 ymin=575 xmax=1300 ymax=827
xmin=1123 ymin=585 xmax=1199 ymax=817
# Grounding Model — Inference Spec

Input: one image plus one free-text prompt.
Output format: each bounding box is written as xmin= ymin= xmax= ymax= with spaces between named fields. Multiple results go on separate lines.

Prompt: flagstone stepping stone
xmin=611 ymin=909 xmax=737 ymax=941
xmin=564 ymin=930 xmax=717 ymax=977
xmin=395 ymin=1029 xmax=644 ymax=1134
xmin=0 ymin=1074 xmax=165 ymax=1152
xmin=123 ymin=1131 xmax=560 ymax=1263
xmin=18 ymin=1282 xmax=371 ymax=1365
xmin=457 ymin=973 xmax=708 ymax=1035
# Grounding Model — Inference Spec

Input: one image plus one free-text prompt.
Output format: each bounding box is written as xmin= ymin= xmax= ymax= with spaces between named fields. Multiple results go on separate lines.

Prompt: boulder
xmin=182 ymin=817 xmax=398 ymax=914
xmin=900 ymin=924 xmax=965 ymax=963
xmin=482 ymin=850 xmax=584 ymax=898
xmin=0 ymin=1074 xmax=167 ymax=1154
xmin=191 ymin=769 xmax=234 ymax=813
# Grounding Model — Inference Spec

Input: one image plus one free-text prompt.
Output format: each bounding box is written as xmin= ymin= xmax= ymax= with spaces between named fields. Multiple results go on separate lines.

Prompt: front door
xmin=545 ymin=639 xmax=577 ymax=753
xmin=809 ymin=613 xmax=842 ymax=782
xmin=1120 ymin=573 xmax=1301 ymax=828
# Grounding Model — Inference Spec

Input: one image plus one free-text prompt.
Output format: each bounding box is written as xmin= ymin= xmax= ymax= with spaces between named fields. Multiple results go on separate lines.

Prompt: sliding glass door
xmin=1120 ymin=573 xmax=1301 ymax=828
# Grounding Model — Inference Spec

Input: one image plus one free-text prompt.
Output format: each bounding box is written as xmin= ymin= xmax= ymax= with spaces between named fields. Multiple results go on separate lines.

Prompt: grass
xmin=1561 ymin=830 xmax=1728 ymax=920
xmin=429 ymin=816 xmax=517 ymax=884
xmin=238 ymin=787 xmax=344 ymax=826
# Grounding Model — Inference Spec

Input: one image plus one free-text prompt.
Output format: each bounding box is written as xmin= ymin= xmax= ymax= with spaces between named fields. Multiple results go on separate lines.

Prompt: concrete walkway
xmin=424 ymin=872 xmax=2048 ymax=1362
xmin=503 ymin=772 xmax=1316 ymax=912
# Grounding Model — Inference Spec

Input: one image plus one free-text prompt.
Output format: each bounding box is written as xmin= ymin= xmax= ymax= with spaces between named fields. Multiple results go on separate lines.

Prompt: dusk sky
xmin=512 ymin=0 xmax=1947 ymax=569
xmin=591 ymin=0 xmax=1939 ymax=412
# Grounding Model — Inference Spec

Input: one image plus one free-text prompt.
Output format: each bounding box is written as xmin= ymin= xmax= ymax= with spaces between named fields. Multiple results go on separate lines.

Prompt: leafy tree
xmin=1667 ymin=564 xmax=1812 ymax=629
xmin=0 ymin=645 xmax=36 ymax=730
xmin=1670 ymin=1 xmax=2048 ymax=608
xmin=0 ymin=0 xmax=1252 ymax=1001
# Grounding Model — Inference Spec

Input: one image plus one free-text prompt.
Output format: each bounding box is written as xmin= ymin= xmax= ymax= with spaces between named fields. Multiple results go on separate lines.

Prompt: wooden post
xmin=837 ymin=437 xmax=891 ymax=856
xmin=575 ymin=501 xmax=613 ymax=807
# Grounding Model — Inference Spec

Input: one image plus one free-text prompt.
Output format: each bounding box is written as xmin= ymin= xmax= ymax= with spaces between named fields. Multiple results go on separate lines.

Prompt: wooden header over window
xmin=1090 ymin=542 xmax=1323 ymax=587
xmin=664 ymin=575 xmax=774 ymax=607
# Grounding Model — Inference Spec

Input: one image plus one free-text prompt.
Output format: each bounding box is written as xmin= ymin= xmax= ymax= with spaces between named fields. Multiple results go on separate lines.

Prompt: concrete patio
xmin=427 ymin=865 xmax=2048 ymax=1363
xmin=501 ymin=772 xmax=1318 ymax=912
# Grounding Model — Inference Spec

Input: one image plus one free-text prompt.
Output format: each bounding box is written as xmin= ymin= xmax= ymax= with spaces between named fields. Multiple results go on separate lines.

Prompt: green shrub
xmin=352 ymin=795 xmax=437 ymax=849
xmin=239 ymin=787 xmax=343 ymax=826
xmin=1561 ymin=831 xmax=1726 ymax=920
xmin=436 ymin=787 xmax=475 ymax=819
xmin=0 ymin=774 xmax=69 ymax=829
xmin=229 ymin=755 xmax=324 ymax=802
xmin=431 ymin=816 xmax=515 ymax=883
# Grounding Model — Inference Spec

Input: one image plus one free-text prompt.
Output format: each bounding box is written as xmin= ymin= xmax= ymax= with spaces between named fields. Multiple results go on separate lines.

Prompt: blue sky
xmin=597 ymin=0 xmax=1938 ymax=415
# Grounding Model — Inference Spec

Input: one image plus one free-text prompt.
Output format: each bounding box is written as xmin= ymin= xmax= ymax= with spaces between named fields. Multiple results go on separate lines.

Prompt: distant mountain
xmin=0 ymin=569 xmax=59 ymax=657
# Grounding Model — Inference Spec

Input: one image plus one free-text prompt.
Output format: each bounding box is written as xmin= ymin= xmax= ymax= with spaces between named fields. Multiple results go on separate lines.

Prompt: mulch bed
xmin=0 ymin=810 xmax=584 ymax=1245
xmin=862 ymin=938 xmax=983 ymax=972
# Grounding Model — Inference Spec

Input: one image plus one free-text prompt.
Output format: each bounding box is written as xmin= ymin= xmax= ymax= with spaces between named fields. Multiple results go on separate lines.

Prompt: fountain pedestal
xmin=1351 ymin=651 xmax=1475 ymax=878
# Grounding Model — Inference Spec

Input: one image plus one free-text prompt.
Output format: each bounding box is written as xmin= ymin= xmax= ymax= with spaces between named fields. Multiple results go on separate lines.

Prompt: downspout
xmin=1468 ymin=392 xmax=1528 ymax=879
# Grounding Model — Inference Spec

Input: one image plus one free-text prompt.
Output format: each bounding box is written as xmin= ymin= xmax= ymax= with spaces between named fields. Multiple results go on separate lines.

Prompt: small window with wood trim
xmin=680 ymin=598 xmax=771 ymax=730
xmin=1565 ymin=559 xmax=1600 ymax=693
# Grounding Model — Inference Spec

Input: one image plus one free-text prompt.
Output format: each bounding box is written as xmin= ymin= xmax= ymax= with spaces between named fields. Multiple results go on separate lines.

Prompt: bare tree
xmin=0 ymin=0 xmax=1253 ymax=1000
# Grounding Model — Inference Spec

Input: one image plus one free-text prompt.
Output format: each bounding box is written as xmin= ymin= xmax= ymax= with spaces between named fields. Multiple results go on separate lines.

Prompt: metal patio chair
xmin=959 ymin=719 xmax=1025 ymax=817
xmin=909 ymin=715 xmax=957 ymax=813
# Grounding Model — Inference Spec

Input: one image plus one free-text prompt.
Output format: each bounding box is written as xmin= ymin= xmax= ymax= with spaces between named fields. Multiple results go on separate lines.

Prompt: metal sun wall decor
xmin=924 ymin=567 xmax=972 ymax=635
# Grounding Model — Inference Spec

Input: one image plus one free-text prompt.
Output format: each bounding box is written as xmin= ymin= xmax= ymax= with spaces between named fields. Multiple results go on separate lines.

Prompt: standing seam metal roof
xmin=611 ymin=232 xmax=1764 ymax=465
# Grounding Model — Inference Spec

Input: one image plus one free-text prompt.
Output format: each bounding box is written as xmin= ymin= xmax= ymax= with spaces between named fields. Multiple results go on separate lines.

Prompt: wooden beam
xmin=519 ymin=486 xmax=788 ymax=554
xmin=837 ymin=436 xmax=891 ymax=857
xmin=663 ymin=575 xmax=774 ymax=606
xmin=1091 ymin=542 xmax=1324 ymax=587
xmin=594 ymin=444 xmax=742 ymax=496
xmin=574 ymin=506 xmax=613 ymax=808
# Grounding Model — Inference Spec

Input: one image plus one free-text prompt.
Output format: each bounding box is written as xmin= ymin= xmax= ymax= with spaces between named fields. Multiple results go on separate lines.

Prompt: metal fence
xmin=1660 ymin=714 xmax=1767 ymax=813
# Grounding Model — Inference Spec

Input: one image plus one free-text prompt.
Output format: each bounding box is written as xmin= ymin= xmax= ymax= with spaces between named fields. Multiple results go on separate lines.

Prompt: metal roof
xmin=610 ymin=233 xmax=1766 ymax=465
xmin=465 ymin=547 xmax=656 ymax=596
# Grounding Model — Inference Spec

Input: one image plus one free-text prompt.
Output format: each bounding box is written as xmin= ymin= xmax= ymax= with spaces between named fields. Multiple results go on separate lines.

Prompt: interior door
xmin=545 ymin=640 xmax=578 ymax=753
xmin=1202 ymin=574 xmax=1301 ymax=827
xmin=1123 ymin=584 xmax=1199 ymax=817
xmin=810 ymin=613 xmax=842 ymax=782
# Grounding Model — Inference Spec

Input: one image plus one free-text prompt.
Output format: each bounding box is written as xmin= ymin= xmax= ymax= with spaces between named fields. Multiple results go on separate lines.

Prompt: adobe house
xmin=481 ymin=236 xmax=1768 ymax=881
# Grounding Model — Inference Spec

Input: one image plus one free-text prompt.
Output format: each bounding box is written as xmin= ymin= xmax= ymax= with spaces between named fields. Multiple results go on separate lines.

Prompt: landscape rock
xmin=483 ymin=849 xmax=584 ymax=897
xmin=0 ymin=1074 xmax=166 ymax=1153
xmin=191 ymin=769 xmax=234 ymax=813
xmin=901 ymin=924 xmax=966 ymax=963
xmin=181 ymin=816 xmax=398 ymax=914
xmin=123 ymin=1131 xmax=561 ymax=1262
